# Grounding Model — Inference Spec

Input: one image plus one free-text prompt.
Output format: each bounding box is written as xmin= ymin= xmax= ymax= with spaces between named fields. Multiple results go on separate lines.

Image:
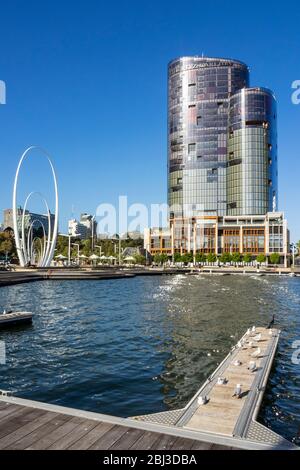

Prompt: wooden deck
xmin=0 ymin=326 xmax=296 ymax=450
xmin=0 ymin=400 xmax=235 ymax=450
xmin=184 ymin=327 xmax=274 ymax=436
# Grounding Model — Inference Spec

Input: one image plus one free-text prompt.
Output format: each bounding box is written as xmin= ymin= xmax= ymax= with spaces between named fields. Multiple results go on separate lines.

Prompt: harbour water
xmin=0 ymin=274 xmax=299 ymax=444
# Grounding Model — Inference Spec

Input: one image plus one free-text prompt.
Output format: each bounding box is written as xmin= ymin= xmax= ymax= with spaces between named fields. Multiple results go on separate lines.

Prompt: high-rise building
xmin=168 ymin=57 xmax=249 ymax=218
xmin=227 ymin=87 xmax=277 ymax=215
xmin=167 ymin=56 xmax=278 ymax=218
xmin=145 ymin=56 xmax=288 ymax=264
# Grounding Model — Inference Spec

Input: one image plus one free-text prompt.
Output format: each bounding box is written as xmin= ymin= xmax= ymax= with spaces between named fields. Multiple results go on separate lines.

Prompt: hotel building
xmin=145 ymin=57 xmax=289 ymax=264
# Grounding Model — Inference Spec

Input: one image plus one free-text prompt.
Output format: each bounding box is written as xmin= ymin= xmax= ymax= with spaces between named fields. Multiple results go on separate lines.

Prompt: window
xmin=188 ymin=83 xmax=196 ymax=87
xmin=188 ymin=143 xmax=196 ymax=153
xmin=197 ymin=116 xmax=202 ymax=125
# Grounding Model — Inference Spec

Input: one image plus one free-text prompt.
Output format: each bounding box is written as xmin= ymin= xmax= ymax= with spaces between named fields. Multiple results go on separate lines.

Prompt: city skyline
xmin=0 ymin=1 xmax=299 ymax=240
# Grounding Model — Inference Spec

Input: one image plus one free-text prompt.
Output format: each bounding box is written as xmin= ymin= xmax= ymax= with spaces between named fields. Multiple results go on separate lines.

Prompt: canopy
xmin=89 ymin=254 xmax=100 ymax=260
xmin=124 ymin=256 xmax=136 ymax=262
xmin=55 ymin=254 xmax=67 ymax=260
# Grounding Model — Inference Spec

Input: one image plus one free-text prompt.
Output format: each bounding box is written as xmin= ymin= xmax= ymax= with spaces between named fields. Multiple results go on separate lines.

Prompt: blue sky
xmin=0 ymin=0 xmax=299 ymax=239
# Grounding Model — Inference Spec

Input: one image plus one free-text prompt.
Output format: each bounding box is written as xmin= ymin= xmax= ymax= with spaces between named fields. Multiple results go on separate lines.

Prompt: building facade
xmin=227 ymin=88 xmax=278 ymax=216
xmin=145 ymin=212 xmax=289 ymax=261
xmin=68 ymin=213 xmax=97 ymax=239
xmin=145 ymin=56 xmax=288 ymax=263
xmin=3 ymin=208 xmax=55 ymax=237
xmin=168 ymin=57 xmax=249 ymax=218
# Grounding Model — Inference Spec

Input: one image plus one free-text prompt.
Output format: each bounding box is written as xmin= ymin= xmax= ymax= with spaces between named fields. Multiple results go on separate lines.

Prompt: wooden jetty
xmin=0 ymin=327 xmax=297 ymax=450
xmin=0 ymin=312 xmax=33 ymax=329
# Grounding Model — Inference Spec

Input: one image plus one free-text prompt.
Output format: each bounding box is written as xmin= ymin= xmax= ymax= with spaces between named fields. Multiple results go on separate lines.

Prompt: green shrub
xmin=256 ymin=254 xmax=266 ymax=263
xmin=243 ymin=253 xmax=252 ymax=263
xmin=269 ymin=252 xmax=280 ymax=265
xmin=207 ymin=253 xmax=217 ymax=263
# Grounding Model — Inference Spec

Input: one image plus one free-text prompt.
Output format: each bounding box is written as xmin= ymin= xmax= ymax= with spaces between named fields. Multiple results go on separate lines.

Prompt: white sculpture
xmin=12 ymin=146 xmax=59 ymax=267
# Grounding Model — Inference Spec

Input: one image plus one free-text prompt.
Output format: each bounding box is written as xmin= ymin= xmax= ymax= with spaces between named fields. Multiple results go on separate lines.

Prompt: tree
xmin=232 ymin=252 xmax=241 ymax=263
xmin=134 ymin=254 xmax=146 ymax=265
xmin=219 ymin=252 xmax=232 ymax=263
xmin=174 ymin=252 xmax=182 ymax=263
xmin=269 ymin=252 xmax=280 ymax=265
xmin=195 ymin=253 xmax=206 ymax=263
xmin=243 ymin=253 xmax=252 ymax=263
xmin=207 ymin=253 xmax=217 ymax=263
xmin=256 ymin=254 xmax=266 ymax=264
xmin=181 ymin=252 xmax=193 ymax=264
xmin=0 ymin=231 xmax=16 ymax=260
xmin=153 ymin=253 xmax=162 ymax=264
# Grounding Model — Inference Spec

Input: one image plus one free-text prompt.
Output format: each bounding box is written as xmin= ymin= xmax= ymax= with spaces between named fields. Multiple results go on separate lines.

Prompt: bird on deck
xmin=251 ymin=348 xmax=261 ymax=358
xmin=267 ymin=314 xmax=275 ymax=329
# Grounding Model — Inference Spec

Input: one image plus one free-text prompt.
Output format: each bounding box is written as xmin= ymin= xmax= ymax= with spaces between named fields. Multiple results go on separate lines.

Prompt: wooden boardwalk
xmin=0 ymin=400 xmax=235 ymax=450
xmin=184 ymin=327 xmax=275 ymax=436
xmin=0 ymin=327 xmax=297 ymax=450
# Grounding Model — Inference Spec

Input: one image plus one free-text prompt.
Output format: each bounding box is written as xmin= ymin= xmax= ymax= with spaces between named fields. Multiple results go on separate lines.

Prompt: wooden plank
xmin=130 ymin=431 xmax=165 ymax=450
xmin=89 ymin=425 xmax=130 ymax=450
xmin=0 ymin=406 xmax=43 ymax=439
xmin=150 ymin=433 xmax=178 ymax=450
xmin=47 ymin=418 xmax=100 ymax=450
xmin=4 ymin=414 xmax=71 ymax=450
xmin=27 ymin=416 xmax=82 ymax=450
xmin=171 ymin=436 xmax=195 ymax=450
xmin=0 ymin=403 xmax=22 ymax=421
xmin=109 ymin=427 xmax=145 ymax=450
xmin=190 ymin=440 xmax=213 ymax=450
xmin=0 ymin=410 xmax=57 ymax=449
xmin=68 ymin=421 xmax=115 ymax=450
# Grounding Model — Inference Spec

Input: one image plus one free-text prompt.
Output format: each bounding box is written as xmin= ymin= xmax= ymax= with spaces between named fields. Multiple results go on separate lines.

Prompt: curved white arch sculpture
xmin=21 ymin=192 xmax=52 ymax=267
xmin=12 ymin=146 xmax=59 ymax=267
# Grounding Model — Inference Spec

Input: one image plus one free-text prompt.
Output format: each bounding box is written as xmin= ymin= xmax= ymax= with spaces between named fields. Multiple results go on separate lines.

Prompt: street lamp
xmin=290 ymin=243 xmax=297 ymax=268
xmin=72 ymin=242 xmax=80 ymax=265
xmin=60 ymin=232 xmax=73 ymax=266
xmin=112 ymin=233 xmax=128 ymax=266
xmin=91 ymin=215 xmax=96 ymax=252
xmin=95 ymin=244 xmax=102 ymax=258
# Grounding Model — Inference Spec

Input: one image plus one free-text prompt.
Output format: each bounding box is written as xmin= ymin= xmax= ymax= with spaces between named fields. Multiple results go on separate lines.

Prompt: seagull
xmin=198 ymin=395 xmax=208 ymax=405
xmin=233 ymin=359 xmax=242 ymax=366
xmin=252 ymin=326 xmax=256 ymax=332
xmin=253 ymin=333 xmax=262 ymax=342
xmin=217 ymin=377 xmax=227 ymax=385
xmin=246 ymin=328 xmax=251 ymax=335
xmin=267 ymin=314 xmax=275 ymax=329
xmin=248 ymin=361 xmax=257 ymax=372
xmin=251 ymin=348 xmax=261 ymax=358
xmin=232 ymin=384 xmax=242 ymax=398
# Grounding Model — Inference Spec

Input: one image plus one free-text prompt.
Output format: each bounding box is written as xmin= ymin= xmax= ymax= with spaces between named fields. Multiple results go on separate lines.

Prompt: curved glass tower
xmin=226 ymin=87 xmax=278 ymax=215
xmin=168 ymin=56 xmax=249 ymax=218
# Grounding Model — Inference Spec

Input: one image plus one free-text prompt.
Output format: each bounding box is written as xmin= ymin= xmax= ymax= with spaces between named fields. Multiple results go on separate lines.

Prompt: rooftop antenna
xmin=71 ymin=204 xmax=74 ymax=219
xmin=202 ymin=52 xmax=205 ymax=58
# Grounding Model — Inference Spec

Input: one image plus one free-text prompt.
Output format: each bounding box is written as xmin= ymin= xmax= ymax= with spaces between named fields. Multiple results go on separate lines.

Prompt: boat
xmin=0 ymin=311 xmax=33 ymax=329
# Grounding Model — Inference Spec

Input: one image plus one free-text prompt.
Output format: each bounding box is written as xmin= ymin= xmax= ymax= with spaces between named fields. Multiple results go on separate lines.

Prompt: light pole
xmin=112 ymin=233 xmax=128 ymax=266
xmin=72 ymin=243 xmax=80 ymax=265
xmin=290 ymin=243 xmax=296 ymax=269
xmin=95 ymin=244 xmax=102 ymax=258
xmin=91 ymin=215 xmax=96 ymax=252
xmin=60 ymin=233 xmax=73 ymax=266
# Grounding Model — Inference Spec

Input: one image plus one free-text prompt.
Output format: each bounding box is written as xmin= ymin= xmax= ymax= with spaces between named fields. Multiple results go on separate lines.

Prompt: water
xmin=0 ymin=274 xmax=299 ymax=444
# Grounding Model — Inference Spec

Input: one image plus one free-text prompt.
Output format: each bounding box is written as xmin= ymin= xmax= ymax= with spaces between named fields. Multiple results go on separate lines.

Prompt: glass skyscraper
xmin=227 ymin=87 xmax=277 ymax=215
xmin=167 ymin=56 xmax=278 ymax=218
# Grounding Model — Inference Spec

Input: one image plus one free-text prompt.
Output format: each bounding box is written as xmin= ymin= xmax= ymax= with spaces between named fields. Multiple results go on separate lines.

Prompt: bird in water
xmin=267 ymin=314 xmax=275 ymax=329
